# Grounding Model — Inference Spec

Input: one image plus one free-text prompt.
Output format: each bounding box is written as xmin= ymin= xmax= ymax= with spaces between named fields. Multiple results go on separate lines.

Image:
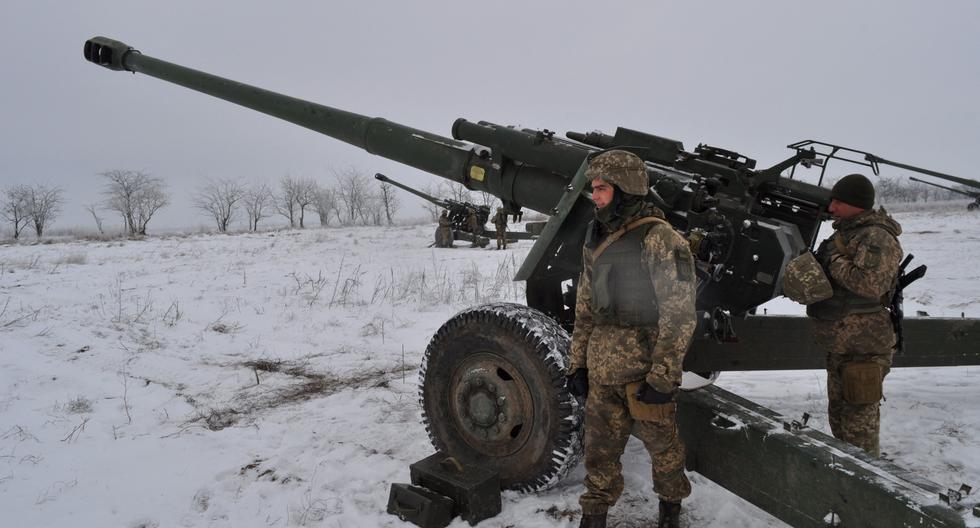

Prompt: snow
xmin=1 ymin=208 xmax=978 ymax=527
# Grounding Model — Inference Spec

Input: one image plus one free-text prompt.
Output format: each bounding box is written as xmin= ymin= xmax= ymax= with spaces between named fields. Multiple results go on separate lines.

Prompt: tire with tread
xmin=419 ymin=302 xmax=583 ymax=492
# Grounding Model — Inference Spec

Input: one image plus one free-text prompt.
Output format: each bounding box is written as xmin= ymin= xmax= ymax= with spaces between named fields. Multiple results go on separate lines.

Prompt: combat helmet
xmin=782 ymin=252 xmax=833 ymax=305
xmin=585 ymin=150 xmax=650 ymax=196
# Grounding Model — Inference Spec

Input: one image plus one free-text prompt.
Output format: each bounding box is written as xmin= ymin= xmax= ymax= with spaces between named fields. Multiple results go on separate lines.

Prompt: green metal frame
xmin=683 ymin=315 xmax=980 ymax=372
xmin=679 ymin=385 xmax=978 ymax=527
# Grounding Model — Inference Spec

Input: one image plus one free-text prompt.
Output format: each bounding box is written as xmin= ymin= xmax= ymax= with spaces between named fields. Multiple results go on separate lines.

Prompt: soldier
xmin=566 ymin=150 xmax=697 ymax=528
xmin=784 ymin=173 xmax=903 ymax=457
xmin=467 ymin=209 xmax=484 ymax=248
xmin=491 ymin=207 xmax=508 ymax=250
xmin=435 ymin=210 xmax=453 ymax=248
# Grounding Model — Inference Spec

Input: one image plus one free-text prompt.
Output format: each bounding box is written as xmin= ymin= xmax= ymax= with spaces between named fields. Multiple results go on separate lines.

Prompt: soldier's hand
xmin=566 ymin=368 xmax=589 ymax=398
xmin=635 ymin=382 xmax=674 ymax=404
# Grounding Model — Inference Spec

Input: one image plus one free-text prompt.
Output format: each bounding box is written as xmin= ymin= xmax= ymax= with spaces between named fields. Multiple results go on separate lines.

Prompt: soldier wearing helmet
xmin=566 ymin=150 xmax=696 ymax=528
xmin=786 ymin=173 xmax=903 ymax=457
xmin=491 ymin=207 xmax=508 ymax=250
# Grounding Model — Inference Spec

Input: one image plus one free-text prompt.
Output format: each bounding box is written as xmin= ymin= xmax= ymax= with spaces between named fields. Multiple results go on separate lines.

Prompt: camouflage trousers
xmin=826 ymin=352 xmax=892 ymax=456
xmin=496 ymin=230 xmax=506 ymax=249
xmin=814 ymin=311 xmax=895 ymax=457
xmin=579 ymin=382 xmax=691 ymax=515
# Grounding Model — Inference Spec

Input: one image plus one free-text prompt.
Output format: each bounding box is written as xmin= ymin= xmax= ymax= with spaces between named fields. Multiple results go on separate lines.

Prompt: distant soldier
xmin=467 ymin=210 xmax=484 ymax=247
xmin=435 ymin=211 xmax=453 ymax=248
xmin=566 ymin=150 xmax=696 ymax=528
xmin=784 ymin=174 xmax=903 ymax=457
xmin=491 ymin=207 xmax=508 ymax=250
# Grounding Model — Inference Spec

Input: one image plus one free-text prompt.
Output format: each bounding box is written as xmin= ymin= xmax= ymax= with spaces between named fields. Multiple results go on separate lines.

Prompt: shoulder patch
xmin=863 ymin=245 xmax=881 ymax=267
xmin=674 ymin=247 xmax=693 ymax=281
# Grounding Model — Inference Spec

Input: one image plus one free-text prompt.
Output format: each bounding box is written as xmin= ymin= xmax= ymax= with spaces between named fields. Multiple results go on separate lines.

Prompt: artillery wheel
xmin=419 ymin=303 xmax=583 ymax=492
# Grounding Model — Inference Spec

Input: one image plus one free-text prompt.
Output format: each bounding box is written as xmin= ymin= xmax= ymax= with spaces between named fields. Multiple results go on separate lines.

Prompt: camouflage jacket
xmin=811 ymin=208 xmax=903 ymax=311
xmin=568 ymin=206 xmax=697 ymax=393
xmin=491 ymin=212 xmax=507 ymax=229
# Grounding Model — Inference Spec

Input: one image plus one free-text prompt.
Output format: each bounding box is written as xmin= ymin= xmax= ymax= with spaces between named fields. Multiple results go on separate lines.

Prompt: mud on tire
xmin=419 ymin=302 xmax=583 ymax=492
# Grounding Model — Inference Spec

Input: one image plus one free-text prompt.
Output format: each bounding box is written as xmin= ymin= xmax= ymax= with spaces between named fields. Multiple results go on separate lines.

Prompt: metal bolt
xmin=497 ymin=396 xmax=506 ymax=406
xmin=474 ymin=378 xmax=483 ymax=386
xmin=487 ymin=384 xmax=496 ymax=393
xmin=498 ymin=413 xmax=506 ymax=423
xmin=752 ymin=254 xmax=759 ymax=262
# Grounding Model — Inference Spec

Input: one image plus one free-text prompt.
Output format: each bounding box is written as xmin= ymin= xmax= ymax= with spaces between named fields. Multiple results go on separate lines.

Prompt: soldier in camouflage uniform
xmin=807 ymin=173 xmax=903 ymax=457
xmin=435 ymin=211 xmax=453 ymax=248
xmin=565 ymin=150 xmax=697 ymax=528
xmin=491 ymin=207 xmax=508 ymax=250
xmin=466 ymin=210 xmax=484 ymax=247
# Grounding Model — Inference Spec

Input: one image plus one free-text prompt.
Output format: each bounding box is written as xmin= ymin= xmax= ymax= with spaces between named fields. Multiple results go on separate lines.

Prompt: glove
xmin=635 ymin=382 xmax=674 ymax=404
xmin=566 ymin=368 xmax=589 ymax=398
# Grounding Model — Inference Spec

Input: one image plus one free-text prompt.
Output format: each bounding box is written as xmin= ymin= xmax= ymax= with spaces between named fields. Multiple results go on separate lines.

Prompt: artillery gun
xmin=83 ymin=37 xmax=980 ymax=526
xmin=910 ymin=177 xmax=980 ymax=210
xmin=374 ymin=173 xmax=537 ymax=248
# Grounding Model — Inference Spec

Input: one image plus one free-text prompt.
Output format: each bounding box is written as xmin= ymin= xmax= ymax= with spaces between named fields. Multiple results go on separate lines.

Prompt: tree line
xmin=8 ymin=170 xmax=964 ymax=240
xmin=1 ymin=167 xmax=484 ymax=239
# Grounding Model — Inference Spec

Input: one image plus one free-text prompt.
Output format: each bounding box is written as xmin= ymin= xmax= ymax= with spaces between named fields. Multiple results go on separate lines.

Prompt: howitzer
xmin=910 ymin=177 xmax=980 ymax=211
xmin=374 ymin=173 xmax=490 ymax=230
xmin=375 ymin=173 xmax=537 ymax=246
xmin=84 ymin=37 xmax=980 ymax=526
xmin=374 ymin=173 xmax=492 ymax=247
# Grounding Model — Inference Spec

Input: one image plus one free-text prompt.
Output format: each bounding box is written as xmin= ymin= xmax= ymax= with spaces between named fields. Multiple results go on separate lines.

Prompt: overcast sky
xmin=1 ymin=0 xmax=977 ymax=231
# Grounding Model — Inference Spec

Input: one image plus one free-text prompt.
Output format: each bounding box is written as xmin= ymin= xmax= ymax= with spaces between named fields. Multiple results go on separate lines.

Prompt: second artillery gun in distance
xmin=910 ymin=177 xmax=980 ymax=210
xmin=83 ymin=37 xmax=980 ymax=527
xmin=374 ymin=173 xmax=538 ymax=248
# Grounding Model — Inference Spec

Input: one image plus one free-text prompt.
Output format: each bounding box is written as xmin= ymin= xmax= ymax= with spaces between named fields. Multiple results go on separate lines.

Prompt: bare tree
xmin=419 ymin=183 xmax=442 ymax=222
xmin=192 ymin=178 xmax=246 ymax=232
xmin=277 ymin=175 xmax=300 ymax=228
xmin=100 ymin=170 xmax=170 ymax=236
xmin=333 ymin=167 xmax=369 ymax=225
xmin=26 ymin=184 xmax=64 ymax=238
xmin=295 ymin=178 xmax=318 ymax=229
xmin=314 ymin=184 xmax=338 ymax=227
xmin=1 ymin=184 xmax=31 ymax=239
xmin=362 ymin=191 xmax=383 ymax=225
xmin=441 ymin=180 xmax=473 ymax=203
xmin=243 ymin=181 xmax=274 ymax=232
xmin=378 ymin=181 xmax=400 ymax=225
xmin=85 ymin=203 xmax=105 ymax=235
xmin=476 ymin=190 xmax=500 ymax=211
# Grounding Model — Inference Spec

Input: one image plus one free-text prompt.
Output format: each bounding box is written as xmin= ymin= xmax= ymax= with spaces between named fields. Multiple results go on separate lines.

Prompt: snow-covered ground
xmin=1 ymin=207 xmax=978 ymax=528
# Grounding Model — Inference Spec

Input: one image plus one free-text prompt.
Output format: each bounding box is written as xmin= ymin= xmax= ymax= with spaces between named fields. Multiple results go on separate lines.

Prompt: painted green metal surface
xmin=683 ymin=315 xmax=980 ymax=372
xmin=678 ymin=385 xmax=978 ymax=527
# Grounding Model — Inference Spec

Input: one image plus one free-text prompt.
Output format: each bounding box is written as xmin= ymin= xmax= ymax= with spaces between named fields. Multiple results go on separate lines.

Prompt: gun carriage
xmin=83 ymin=37 xmax=980 ymax=527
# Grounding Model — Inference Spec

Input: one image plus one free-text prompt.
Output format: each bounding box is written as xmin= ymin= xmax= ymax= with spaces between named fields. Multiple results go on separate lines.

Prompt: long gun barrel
xmin=909 ymin=177 xmax=979 ymax=198
xmin=374 ymin=173 xmax=451 ymax=208
xmin=83 ymin=37 xmax=569 ymax=216
xmin=84 ymin=36 xmax=834 ymax=318
xmin=869 ymin=155 xmax=980 ymax=191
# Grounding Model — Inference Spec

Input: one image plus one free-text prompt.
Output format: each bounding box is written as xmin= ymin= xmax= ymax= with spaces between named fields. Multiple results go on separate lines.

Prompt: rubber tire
xmin=419 ymin=302 xmax=583 ymax=492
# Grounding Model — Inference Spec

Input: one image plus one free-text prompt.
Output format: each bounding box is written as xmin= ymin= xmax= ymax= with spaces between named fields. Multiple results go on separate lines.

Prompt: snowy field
xmin=1 ymin=207 xmax=978 ymax=528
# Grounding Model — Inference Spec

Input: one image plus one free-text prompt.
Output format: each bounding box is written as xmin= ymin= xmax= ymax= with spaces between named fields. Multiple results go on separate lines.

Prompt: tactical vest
xmin=806 ymin=230 xmax=891 ymax=320
xmin=590 ymin=224 xmax=659 ymax=326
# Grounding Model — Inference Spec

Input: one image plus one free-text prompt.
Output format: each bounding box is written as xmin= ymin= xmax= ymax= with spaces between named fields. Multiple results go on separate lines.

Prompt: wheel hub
xmin=450 ymin=353 xmax=534 ymax=456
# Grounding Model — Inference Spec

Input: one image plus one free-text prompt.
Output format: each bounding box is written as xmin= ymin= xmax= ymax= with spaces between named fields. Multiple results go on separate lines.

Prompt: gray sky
xmin=1 ymin=0 xmax=978 ymax=231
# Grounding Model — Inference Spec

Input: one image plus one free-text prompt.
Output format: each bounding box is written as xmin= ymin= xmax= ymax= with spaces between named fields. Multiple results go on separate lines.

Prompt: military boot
xmin=657 ymin=501 xmax=681 ymax=528
xmin=579 ymin=512 xmax=607 ymax=528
